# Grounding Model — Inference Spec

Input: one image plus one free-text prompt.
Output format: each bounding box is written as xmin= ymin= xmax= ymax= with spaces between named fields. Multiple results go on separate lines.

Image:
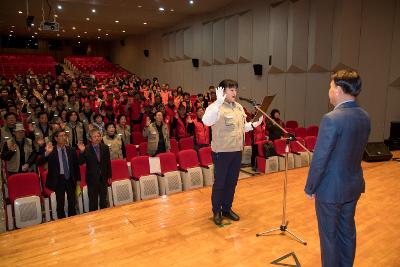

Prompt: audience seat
xmin=131 ymin=156 xmax=159 ymax=200
xmin=110 ymin=159 xmax=134 ymax=206
xmin=255 ymin=140 xmax=279 ymax=174
xmin=273 ymin=139 xmax=295 ymax=171
xmin=157 ymin=152 xmax=182 ymax=195
xmin=198 ymin=146 xmax=214 ymax=186
xmin=177 ymin=149 xmax=204 ymax=191
xmin=289 ymin=137 xmax=310 ymax=168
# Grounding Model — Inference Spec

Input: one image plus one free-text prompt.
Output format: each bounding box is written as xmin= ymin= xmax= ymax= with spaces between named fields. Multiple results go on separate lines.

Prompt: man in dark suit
xmin=305 ymin=69 xmax=371 ymax=267
xmin=78 ymin=128 xmax=111 ymax=211
xmin=44 ymin=129 xmax=80 ymax=219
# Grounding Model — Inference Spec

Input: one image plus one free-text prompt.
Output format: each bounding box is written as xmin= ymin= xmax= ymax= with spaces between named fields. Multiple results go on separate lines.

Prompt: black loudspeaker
xmin=192 ymin=58 xmax=199 ymax=68
xmin=253 ymin=64 xmax=263 ymax=76
xmin=363 ymin=142 xmax=393 ymax=162
xmin=144 ymin=49 xmax=149 ymax=57
xmin=120 ymin=40 xmax=125 ymax=46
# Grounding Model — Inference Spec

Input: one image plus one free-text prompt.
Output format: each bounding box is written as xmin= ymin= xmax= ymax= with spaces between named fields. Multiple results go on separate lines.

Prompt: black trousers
xmin=88 ymin=180 xmax=108 ymax=211
xmin=211 ymin=151 xmax=242 ymax=213
xmin=316 ymin=199 xmax=359 ymax=267
xmin=55 ymin=175 xmax=76 ymax=219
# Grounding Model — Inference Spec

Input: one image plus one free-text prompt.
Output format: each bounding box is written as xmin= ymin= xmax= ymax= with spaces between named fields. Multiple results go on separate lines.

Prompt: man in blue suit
xmin=305 ymin=69 xmax=370 ymax=267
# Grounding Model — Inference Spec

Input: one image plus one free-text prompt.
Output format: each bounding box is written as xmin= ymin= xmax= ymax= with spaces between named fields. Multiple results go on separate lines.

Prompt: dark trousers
xmin=316 ymin=199 xmax=358 ymax=267
xmin=55 ymin=175 xmax=76 ymax=219
xmin=251 ymin=144 xmax=258 ymax=168
xmin=88 ymin=180 xmax=108 ymax=211
xmin=211 ymin=151 xmax=242 ymax=213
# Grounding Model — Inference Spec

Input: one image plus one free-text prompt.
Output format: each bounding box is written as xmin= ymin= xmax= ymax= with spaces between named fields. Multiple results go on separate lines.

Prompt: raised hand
xmin=45 ymin=142 xmax=53 ymax=156
xmin=215 ymin=86 xmax=226 ymax=106
xmin=77 ymin=142 xmax=85 ymax=152
xmin=146 ymin=117 xmax=151 ymax=126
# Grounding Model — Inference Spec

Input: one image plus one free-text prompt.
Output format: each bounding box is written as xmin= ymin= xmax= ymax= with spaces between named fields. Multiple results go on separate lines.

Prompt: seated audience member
xmin=266 ymin=109 xmax=284 ymax=141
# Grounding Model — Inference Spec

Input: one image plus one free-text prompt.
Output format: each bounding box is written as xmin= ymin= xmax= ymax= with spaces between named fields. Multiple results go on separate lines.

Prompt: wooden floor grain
xmin=1 ymin=152 xmax=399 ymax=267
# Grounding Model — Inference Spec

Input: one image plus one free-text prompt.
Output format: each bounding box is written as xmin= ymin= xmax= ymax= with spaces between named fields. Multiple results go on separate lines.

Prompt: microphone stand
xmin=253 ymin=105 xmax=308 ymax=245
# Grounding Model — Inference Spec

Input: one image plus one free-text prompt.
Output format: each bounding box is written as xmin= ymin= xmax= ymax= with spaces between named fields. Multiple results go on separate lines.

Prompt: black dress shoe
xmin=222 ymin=210 xmax=240 ymax=221
xmin=213 ymin=211 xmax=223 ymax=225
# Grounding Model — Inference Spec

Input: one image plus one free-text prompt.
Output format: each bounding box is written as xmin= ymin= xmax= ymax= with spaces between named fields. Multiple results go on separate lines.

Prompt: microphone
xmin=238 ymin=96 xmax=257 ymax=106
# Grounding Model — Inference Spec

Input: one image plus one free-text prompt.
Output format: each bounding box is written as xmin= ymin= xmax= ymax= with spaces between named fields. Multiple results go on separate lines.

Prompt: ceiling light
xmin=9 ymin=34 xmax=12 ymax=37
xmin=31 ymin=23 xmax=35 ymax=26
xmin=62 ymin=29 xmax=65 ymax=32
xmin=170 ymin=9 xmax=174 ymax=12
xmin=92 ymin=9 xmax=96 ymax=13
xmin=18 ymin=11 xmax=23 ymax=14
xmin=98 ymin=28 xmax=101 ymax=31
xmin=97 ymin=36 xmax=100 ymax=39
xmin=122 ymin=30 xmax=126 ymax=33
xmin=72 ymin=26 xmax=76 ymax=30
xmin=11 ymin=25 xmax=15 ymax=28
xmin=57 ymin=5 xmax=62 ymax=10
xmin=57 ymin=33 xmax=60 ymax=36
xmin=143 ymin=22 xmax=147 ymax=25
xmin=138 ymin=5 xmax=142 ymax=8
xmin=78 ymin=41 xmax=81 ymax=44
xmin=159 ymin=7 xmax=165 ymax=11
xmin=32 ymin=35 xmax=34 ymax=38
xmin=189 ymin=0 xmax=194 ymax=4
xmin=84 ymin=31 xmax=87 ymax=34
xmin=86 ymin=17 xmax=90 ymax=21
xmin=34 ymin=32 xmax=38 ymax=35
xmin=105 ymin=33 xmax=109 ymax=36
xmin=10 ymin=30 xmax=14 ymax=33
xmin=54 ymin=14 xmax=58 ymax=18
xmin=115 ymin=20 xmax=119 ymax=23
xmin=77 ymin=35 xmax=81 ymax=38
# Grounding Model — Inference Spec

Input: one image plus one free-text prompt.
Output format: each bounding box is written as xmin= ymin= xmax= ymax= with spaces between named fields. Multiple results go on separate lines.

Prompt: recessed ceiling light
xmin=34 ymin=32 xmax=37 ymax=35
xmin=57 ymin=33 xmax=60 ymax=36
xmin=97 ymin=36 xmax=100 ymax=39
xmin=54 ymin=14 xmax=58 ymax=18
xmin=62 ymin=29 xmax=65 ymax=32
xmin=32 ymin=35 xmax=34 ymax=38
xmin=78 ymin=41 xmax=81 ymax=44
xmin=159 ymin=7 xmax=165 ymax=11
xmin=10 ymin=30 xmax=13 ymax=33
xmin=98 ymin=28 xmax=101 ymax=31
xmin=77 ymin=35 xmax=81 ymax=38
xmin=9 ymin=34 xmax=12 ymax=37
xmin=31 ymin=23 xmax=35 ymax=26
xmin=18 ymin=11 xmax=23 ymax=14
xmin=115 ymin=20 xmax=119 ymax=23
xmin=138 ymin=5 xmax=142 ymax=8
xmin=11 ymin=25 xmax=15 ymax=28
xmin=86 ymin=17 xmax=90 ymax=21
xmin=92 ymin=9 xmax=96 ymax=13
xmin=189 ymin=0 xmax=194 ymax=4
xmin=122 ymin=30 xmax=126 ymax=33
xmin=143 ymin=22 xmax=147 ymax=25
xmin=84 ymin=31 xmax=87 ymax=34
xmin=57 ymin=5 xmax=62 ymax=10
xmin=105 ymin=33 xmax=109 ymax=36
xmin=170 ymin=9 xmax=174 ymax=12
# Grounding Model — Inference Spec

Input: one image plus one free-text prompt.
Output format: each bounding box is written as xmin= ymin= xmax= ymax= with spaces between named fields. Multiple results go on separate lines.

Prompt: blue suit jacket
xmin=305 ymin=101 xmax=371 ymax=203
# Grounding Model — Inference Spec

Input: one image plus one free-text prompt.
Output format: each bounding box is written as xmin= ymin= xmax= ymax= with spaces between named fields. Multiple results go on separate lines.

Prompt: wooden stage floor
xmin=1 ymin=152 xmax=399 ymax=267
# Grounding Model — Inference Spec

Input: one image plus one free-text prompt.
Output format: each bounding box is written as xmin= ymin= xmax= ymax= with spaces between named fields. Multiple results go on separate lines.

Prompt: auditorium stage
xmin=1 ymin=152 xmax=399 ymax=267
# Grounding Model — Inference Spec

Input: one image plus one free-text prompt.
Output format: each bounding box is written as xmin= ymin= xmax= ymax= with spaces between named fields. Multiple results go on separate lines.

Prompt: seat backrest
xmin=177 ymin=149 xmax=199 ymax=169
xmin=305 ymin=136 xmax=317 ymax=151
xmin=8 ymin=173 xmax=41 ymax=203
xmin=79 ymin=164 xmax=87 ymax=188
xmin=198 ymin=146 xmax=212 ymax=166
xmin=306 ymin=125 xmax=319 ymax=137
xmin=157 ymin=152 xmax=178 ymax=173
xmin=131 ymin=156 xmax=151 ymax=179
xmin=179 ymin=136 xmax=194 ymax=151
xmin=170 ymin=138 xmax=179 ymax=155
xmin=290 ymin=137 xmax=306 ymax=152
xmin=40 ymin=170 xmax=54 ymax=197
xmin=294 ymin=127 xmax=307 ymax=139
xmin=138 ymin=142 xmax=148 ymax=155
xmin=132 ymin=131 xmax=144 ymax=145
xmin=111 ymin=159 xmax=130 ymax=181
xmin=285 ymin=120 xmax=298 ymax=129
xmin=125 ymin=144 xmax=138 ymax=162
xmin=273 ymin=139 xmax=287 ymax=155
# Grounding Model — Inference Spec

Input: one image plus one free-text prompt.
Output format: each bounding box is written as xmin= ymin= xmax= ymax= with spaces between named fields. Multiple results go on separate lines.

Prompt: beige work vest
xmin=6 ymin=138 xmax=33 ymax=173
xmin=103 ymin=135 xmax=123 ymax=160
xmin=211 ymin=101 xmax=246 ymax=153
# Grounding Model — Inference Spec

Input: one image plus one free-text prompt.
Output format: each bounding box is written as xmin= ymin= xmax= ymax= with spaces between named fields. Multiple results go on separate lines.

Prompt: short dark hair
xmin=105 ymin=122 xmax=116 ymax=130
xmin=66 ymin=111 xmax=80 ymax=122
xmin=270 ymin=109 xmax=280 ymax=118
xmin=4 ymin=112 xmax=16 ymax=120
xmin=117 ymin=114 xmax=127 ymax=122
xmin=331 ymin=69 xmax=362 ymax=97
xmin=37 ymin=111 xmax=48 ymax=118
xmin=53 ymin=129 xmax=65 ymax=139
xmin=219 ymin=79 xmax=238 ymax=90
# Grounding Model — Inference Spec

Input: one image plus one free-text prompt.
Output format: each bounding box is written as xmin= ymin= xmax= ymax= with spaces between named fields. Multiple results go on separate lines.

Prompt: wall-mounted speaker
xmin=253 ymin=64 xmax=263 ymax=76
xmin=144 ymin=49 xmax=149 ymax=57
xmin=192 ymin=58 xmax=199 ymax=68
xmin=120 ymin=40 xmax=125 ymax=46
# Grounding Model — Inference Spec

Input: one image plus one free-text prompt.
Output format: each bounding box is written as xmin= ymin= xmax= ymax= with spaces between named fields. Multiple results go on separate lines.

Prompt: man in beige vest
xmin=203 ymin=79 xmax=263 ymax=225
xmin=1 ymin=123 xmax=37 ymax=176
